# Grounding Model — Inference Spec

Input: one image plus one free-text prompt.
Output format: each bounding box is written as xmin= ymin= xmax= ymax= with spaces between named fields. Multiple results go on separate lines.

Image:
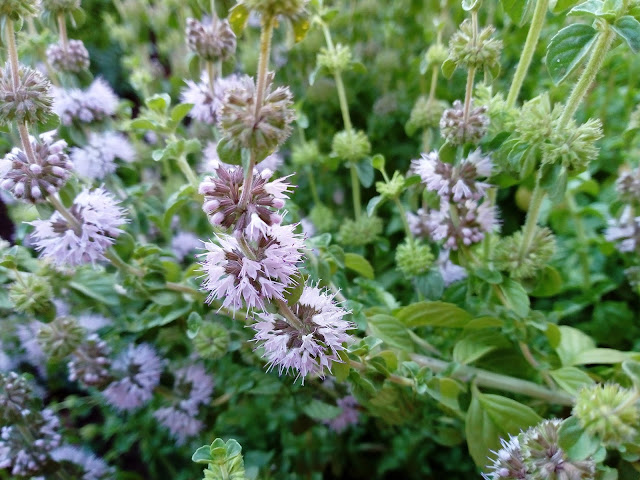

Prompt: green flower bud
xmin=541 ymin=108 xmax=603 ymax=175
xmin=9 ymin=273 xmax=54 ymax=317
xmin=516 ymin=94 xmax=553 ymax=147
xmin=0 ymin=0 xmax=39 ymax=21
xmin=574 ymin=384 xmax=640 ymax=447
xmin=338 ymin=216 xmax=383 ymax=246
xmin=405 ymin=96 xmax=447 ymax=135
xmin=291 ymin=140 xmax=320 ymax=167
xmin=395 ymin=240 xmax=434 ymax=277
xmin=475 ymin=83 xmax=517 ymax=135
xmin=425 ymin=43 xmax=448 ymax=69
xmin=493 ymin=226 xmax=555 ymax=280
xmin=242 ymin=0 xmax=307 ymax=21
xmin=317 ymin=44 xmax=352 ymax=73
xmin=37 ymin=316 xmax=85 ymax=361
xmin=309 ymin=203 xmax=335 ymax=233
xmin=447 ymin=20 xmax=502 ymax=73
xmin=41 ymin=0 xmax=80 ymax=15
xmin=193 ymin=322 xmax=230 ymax=360
xmin=0 ymin=63 xmax=52 ymax=126
xmin=331 ymin=129 xmax=371 ymax=163
xmin=376 ymin=171 xmax=405 ymax=198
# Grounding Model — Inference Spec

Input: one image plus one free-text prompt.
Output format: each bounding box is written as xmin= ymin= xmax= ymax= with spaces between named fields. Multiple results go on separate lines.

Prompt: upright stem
xmin=462 ymin=11 xmax=479 ymax=125
xmin=5 ymin=21 xmax=20 ymax=91
xmin=518 ymin=180 xmax=545 ymax=263
xmin=239 ymin=150 xmax=256 ymax=208
xmin=306 ymin=165 xmax=320 ymax=204
xmin=206 ymin=61 xmax=216 ymax=97
xmin=350 ymin=165 xmax=361 ymax=219
xmin=559 ymin=26 xmax=615 ymax=124
xmin=276 ymin=298 xmax=305 ymax=331
xmin=177 ymin=154 xmax=198 ymax=186
xmin=506 ymin=0 xmax=550 ymax=108
xmin=428 ymin=65 xmax=438 ymax=103
xmin=48 ymin=194 xmax=82 ymax=232
xmin=57 ymin=13 xmax=68 ymax=48
xmin=567 ymin=193 xmax=591 ymax=288
xmin=17 ymin=123 xmax=37 ymax=164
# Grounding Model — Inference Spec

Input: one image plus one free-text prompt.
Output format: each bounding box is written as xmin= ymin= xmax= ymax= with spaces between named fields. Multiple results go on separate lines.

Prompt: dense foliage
xmin=2 ymin=0 xmax=640 ymax=478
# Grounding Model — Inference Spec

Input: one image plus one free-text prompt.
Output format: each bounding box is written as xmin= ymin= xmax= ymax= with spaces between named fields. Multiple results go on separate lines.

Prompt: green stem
xmin=276 ymin=298 xmax=306 ymax=331
xmin=428 ymin=65 xmax=438 ymax=103
xmin=57 ymin=13 xmax=68 ymax=48
xmin=206 ymin=60 xmax=216 ymax=97
xmin=5 ymin=21 xmax=20 ymax=91
xmin=350 ymin=163 xmax=361 ymax=219
xmin=48 ymin=194 xmax=82 ymax=232
xmin=306 ymin=165 xmax=320 ymax=204
xmin=177 ymin=154 xmax=198 ymax=186
xmin=395 ymin=198 xmax=414 ymax=245
xmin=254 ymin=16 xmax=275 ymax=119
xmin=518 ymin=180 xmax=545 ymax=263
xmin=559 ymin=25 xmax=615 ymax=124
xmin=567 ymin=193 xmax=591 ymax=288
xmin=506 ymin=0 xmax=550 ymax=108
xmin=462 ymin=66 xmax=476 ymax=126
xmin=411 ymin=354 xmax=573 ymax=405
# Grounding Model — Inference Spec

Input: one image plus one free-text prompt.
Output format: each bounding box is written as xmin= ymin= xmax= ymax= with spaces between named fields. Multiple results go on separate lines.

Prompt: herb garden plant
xmin=1 ymin=0 xmax=640 ymax=478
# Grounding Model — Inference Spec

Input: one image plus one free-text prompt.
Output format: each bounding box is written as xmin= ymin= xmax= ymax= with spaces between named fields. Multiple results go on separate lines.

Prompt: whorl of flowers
xmin=186 ymin=16 xmax=237 ymax=62
xmin=616 ymin=166 xmax=640 ymax=206
xmin=218 ymin=72 xmax=295 ymax=158
xmin=425 ymin=199 xmax=499 ymax=250
xmin=437 ymin=249 xmax=467 ymax=286
xmin=181 ymin=73 xmax=243 ymax=125
xmin=0 ymin=63 xmax=52 ymax=125
xmin=71 ymin=130 xmax=136 ymax=180
xmin=337 ymin=215 xmax=383 ymax=246
xmin=0 ymin=0 xmax=39 ymax=20
xmin=0 ymin=131 xmax=72 ymax=203
xmin=52 ymin=78 xmax=118 ymax=125
xmin=395 ymin=239 xmax=434 ymax=277
xmin=41 ymin=0 xmax=80 ymax=15
xmin=29 ymin=186 xmax=127 ymax=266
xmin=68 ymin=334 xmax=113 ymax=389
xmin=483 ymin=435 xmax=526 ymax=480
xmin=251 ymin=283 xmax=353 ymax=382
xmin=8 ymin=269 xmax=54 ymax=316
xmin=493 ymin=226 xmax=556 ymax=280
xmin=46 ymin=39 xmax=90 ymax=73
xmin=102 ymin=343 xmax=163 ymax=411
xmin=406 ymin=96 xmax=448 ymax=134
xmin=51 ymin=445 xmax=115 ymax=480
xmin=447 ymin=19 xmax=502 ymax=72
xmin=199 ymin=221 xmax=305 ymax=312
xmin=242 ymin=0 xmax=308 ymax=21
xmin=37 ymin=315 xmax=85 ymax=360
xmin=199 ymin=163 xmax=292 ymax=231
xmin=605 ymin=206 xmax=640 ymax=254
xmin=323 ymin=395 xmax=360 ymax=433
xmin=331 ymin=129 xmax=371 ymax=163
xmin=0 ymin=372 xmax=34 ymax=424
xmin=440 ymin=99 xmax=489 ymax=146
xmin=153 ymin=363 xmax=214 ymax=444
xmin=412 ymin=149 xmax=492 ymax=201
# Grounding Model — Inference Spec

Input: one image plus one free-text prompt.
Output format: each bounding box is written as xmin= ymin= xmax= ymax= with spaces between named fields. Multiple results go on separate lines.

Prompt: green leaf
xmin=442 ymin=58 xmax=456 ymax=79
xmin=466 ymin=389 xmax=542 ymax=468
xmin=367 ymin=314 xmax=413 ymax=351
xmin=146 ymin=93 xmax=170 ymax=113
xmin=546 ymin=23 xmax=598 ymax=85
xmin=192 ymin=445 xmax=212 ymax=464
xmin=129 ymin=118 xmax=157 ymax=130
xmin=530 ymin=266 xmax=563 ymax=297
xmin=571 ymin=348 xmax=631 ymax=365
xmin=623 ymin=360 xmax=640 ymax=389
xmin=453 ymin=330 xmax=509 ymax=364
xmin=549 ymin=367 xmax=594 ymax=395
xmin=551 ymin=0 xmax=586 ymax=13
xmin=464 ymin=317 xmax=504 ymax=330
xmin=69 ymin=269 xmax=120 ymax=306
xmin=303 ymin=399 xmax=342 ymax=420
xmin=613 ymin=16 xmax=640 ymax=53
xmin=474 ymin=267 xmax=503 ymax=284
xmin=170 ymin=103 xmax=194 ymax=124
xmin=291 ymin=16 xmax=310 ymax=43
xmin=355 ymin=158 xmax=374 ymax=187
xmin=186 ymin=312 xmax=202 ymax=340
xmin=344 ymin=253 xmax=374 ymax=279
xmin=163 ymin=184 xmax=196 ymax=230
xmin=217 ymin=138 xmax=242 ymax=165
xmin=568 ymin=0 xmax=604 ymax=16
xmin=333 ymin=350 xmax=351 ymax=382
xmin=371 ymin=153 xmax=385 ymax=172
xmin=501 ymin=0 xmax=533 ymax=25
xmin=228 ymin=3 xmax=250 ymax=35
xmin=395 ymin=301 xmax=472 ymax=328
xmin=552 ymin=325 xmax=595 ymax=366
xmin=366 ymin=195 xmax=385 ymax=216
xmin=497 ymin=279 xmax=530 ymax=317
xmin=558 ymin=416 xmax=601 ymax=461
xmin=113 ymin=231 xmax=135 ymax=262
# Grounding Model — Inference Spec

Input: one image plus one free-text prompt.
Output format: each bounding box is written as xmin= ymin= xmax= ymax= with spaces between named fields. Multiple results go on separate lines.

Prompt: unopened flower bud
xmin=317 ymin=44 xmax=352 ymax=72
xmin=192 ymin=322 xmax=230 ymax=359
xmin=395 ymin=240 xmax=434 ymax=277
xmin=406 ymin=96 xmax=447 ymax=135
xmin=331 ymin=129 xmax=371 ymax=163
xmin=493 ymin=226 xmax=555 ymax=280
xmin=516 ymin=94 xmax=553 ymax=147
xmin=338 ymin=216 xmax=383 ymax=246
xmin=46 ymin=39 xmax=90 ymax=73
xmin=376 ymin=171 xmax=405 ymax=198
xmin=440 ymin=99 xmax=489 ymax=146
xmin=1 ymin=132 xmax=72 ymax=203
xmin=291 ymin=140 xmax=320 ymax=167
xmin=425 ymin=43 xmax=448 ymax=68
xmin=309 ymin=203 xmax=335 ymax=233
xmin=447 ymin=20 xmax=502 ymax=73
xmin=9 ymin=273 xmax=54 ymax=316
xmin=0 ymin=0 xmax=39 ymax=21
xmin=0 ymin=63 xmax=52 ymax=126
xmin=243 ymin=0 xmax=308 ymax=21
xmin=186 ymin=17 xmax=237 ymax=62
xmin=573 ymin=384 xmax=640 ymax=447
xmin=37 ymin=316 xmax=85 ymax=361
xmin=41 ymin=0 xmax=80 ymax=15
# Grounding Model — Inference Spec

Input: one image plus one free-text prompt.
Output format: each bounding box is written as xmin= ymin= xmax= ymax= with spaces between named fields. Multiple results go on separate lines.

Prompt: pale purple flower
xmin=200 ymin=222 xmax=305 ymax=311
xmin=153 ymin=363 xmax=214 ymax=444
xmin=71 ymin=131 xmax=135 ymax=180
xmin=300 ymin=217 xmax=316 ymax=237
xmin=29 ymin=186 xmax=127 ymax=266
xmin=68 ymin=334 xmax=112 ymax=388
xmin=323 ymin=395 xmax=359 ymax=433
xmin=171 ymin=231 xmax=202 ymax=262
xmin=251 ymin=284 xmax=353 ymax=382
xmin=199 ymin=163 xmax=292 ymax=231
xmin=411 ymin=149 xmax=492 ymax=202
xmin=77 ymin=312 xmax=112 ymax=331
xmin=102 ymin=343 xmax=163 ymax=410
xmin=201 ymin=141 xmax=283 ymax=174
xmin=437 ymin=249 xmax=467 ymax=286
xmin=483 ymin=435 xmax=526 ymax=480
xmin=407 ymin=208 xmax=431 ymax=238
xmin=16 ymin=322 xmax=47 ymax=373
xmin=180 ymin=73 xmax=242 ymax=124
xmin=605 ymin=206 xmax=640 ymax=253
xmin=52 ymin=78 xmax=118 ymax=126
xmin=0 ymin=343 xmax=13 ymax=371
xmin=51 ymin=445 xmax=114 ymax=480
xmin=426 ymin=200 xmax=499 ymax=250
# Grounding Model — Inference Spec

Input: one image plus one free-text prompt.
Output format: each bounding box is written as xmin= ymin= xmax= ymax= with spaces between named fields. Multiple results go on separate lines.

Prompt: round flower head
xmin=68 ymin=333 xmax=112 ymax=389
xmin=0 ymin=63 xmax=52 ymax=125
xmin=153 ymin=363 xmax=214 ymax=444
xmin=102 ymin=343 xmax=163 ymax=411
xmin=426 ymin=199 xmax=499 ymax=250
xmin=51 ymin=445 xmax=114 ymax=480
xmin=447 ymin=20 xmax=502 ymax=73
xmin=46 ymin=39 xmax=90 ymax=73
xmin=251 ymin=284 xmax=353 ymax=382
xmin=29 ymin=186 xmax=127 ymax=266
xmin=493 ymin=226 xmax=556 ymax=279
xmin=218 ymin=73 xmax=295 ymax=158
xmin=338 ymin=215 xmax=383 ymax=246
xmin=42 ymin=0 xmax=80 ymax=15
xmin=186 ymin=16 xmax=237 ymax=62
xmin=0 ymin=131 xmax=72 ymax=203
xmin=323 ymin=395 xmax=359 ymax=433
xmin=181 ymin=73 xmax=242 ymax=125
xmin=198 ymin=163 xmax=292 ymax=231
xmin=412 ymin=149 xmax=492 ymax=201
xmin=616 ymin=167 xmax=640 ymax=206
xmin=242 ymin=0 xmax=308 ymax=21
xmin=200 ymin=222 xmax=305 ymax=312
xmin=52 ymin=77 xmax=118 ymax=126
xmin=605 ymin=206 xmax=640 ymax=254
xmin=331 ymin=129 xmax=371 ymax=163
xmin=405 ymin=96 xmax=447 ymax=135
xmin=0 ymin=372 xmax=34 ymax=424
xmin=440 ymin=99 xmax=489 ymax=146
xmin=37 ymin=315 xmax=85 ymax=360
xmin=0 ymin=0 xmax=39 ymax=20
xmin=71 ymin=131 xmax=135 ymax=180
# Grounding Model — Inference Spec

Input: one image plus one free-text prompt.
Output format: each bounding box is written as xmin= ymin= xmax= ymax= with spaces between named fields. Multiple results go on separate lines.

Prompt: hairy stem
xmin=254 ymin=16 xmax=275 ymax=119
xmin=506 ymin=0 xmax=550 ymax=108
xmin=518 ymin=179 xmax=545 ymax=263
xmin=428 ymin=65 xmax=438 ymax=103
xmin=176 ymin=154 xmax=198 ymax=186
xmin=567 ymin=193 xmax=591 ymax=288
xmin=57 ymin=13 xmax=68 ymax=47
xmin=5 ymin=21 xmax=20 ymax=91
xmin=276 ymin=298 xmax=306 ymax=331
xmin=48 ymin=194 xmax=82 ymax=232
xmin=239 ymin=149 xmax=257 ymax=208
xmin=350 ymin=163 xmax=361 ymax=219
xmin=560 ymin=25 xmax=615 ymax=124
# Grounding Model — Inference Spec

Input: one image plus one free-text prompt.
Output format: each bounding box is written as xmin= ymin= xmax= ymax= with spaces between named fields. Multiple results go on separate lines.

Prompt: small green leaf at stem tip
xmin=462 ymin=0 xmax=483 ymax=11
xmin=191 ymin=445 xmax=212 ymax=464
xmin=551 ymin=0 xmax=585 ymax=13
xmin=546 ymin=24 xmax=598 ymax=85
xmin=371 ymin=154 xmax=385 ymax=172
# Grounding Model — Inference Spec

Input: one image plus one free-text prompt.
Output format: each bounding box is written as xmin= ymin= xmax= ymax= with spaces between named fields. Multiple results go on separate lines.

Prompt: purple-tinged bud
xmin=0 ymin=63 xmax=52 ymax=126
